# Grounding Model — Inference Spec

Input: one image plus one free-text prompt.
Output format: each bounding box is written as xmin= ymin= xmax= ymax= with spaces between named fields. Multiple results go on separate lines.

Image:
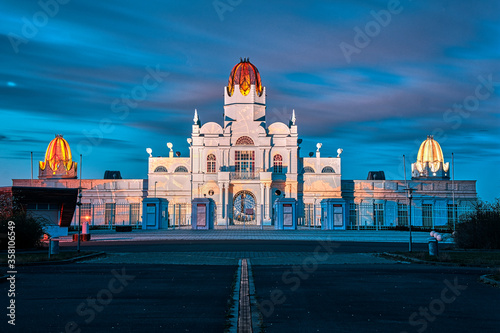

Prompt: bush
xmin=0 ymin=212 xmax=47 ymax=250
xmin=454 ymin=200 xmax=500 ymax=249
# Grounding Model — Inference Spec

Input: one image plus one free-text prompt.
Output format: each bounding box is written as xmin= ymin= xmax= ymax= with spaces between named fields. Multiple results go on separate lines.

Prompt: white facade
xmin=148 ymin=61 xmax=342 ymax=226
xmin=12 ymin=59 xmax=478 ymax=230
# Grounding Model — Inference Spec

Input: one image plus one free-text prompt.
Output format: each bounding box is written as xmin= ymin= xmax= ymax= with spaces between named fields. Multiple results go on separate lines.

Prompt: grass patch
xmin=391 ymin=251 xmax=500 ymax=266
xmin=1 ymin=251 xmax=96 ymax=264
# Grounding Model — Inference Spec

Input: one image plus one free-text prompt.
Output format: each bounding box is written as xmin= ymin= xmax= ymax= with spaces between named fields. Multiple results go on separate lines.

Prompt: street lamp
xmin=77 ymin=189 xmax=82 ymax=253
xmin=77 ymin=154 xmax=82 ymax=253
xmin=154 ymin=181 xmax=158 ymax=197
xmin=407 ymin=188 xmax=414 ymax=252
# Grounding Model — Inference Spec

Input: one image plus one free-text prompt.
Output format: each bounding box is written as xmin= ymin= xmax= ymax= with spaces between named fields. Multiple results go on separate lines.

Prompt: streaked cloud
xmin=0 ymin=0 xmax=498 ymax=201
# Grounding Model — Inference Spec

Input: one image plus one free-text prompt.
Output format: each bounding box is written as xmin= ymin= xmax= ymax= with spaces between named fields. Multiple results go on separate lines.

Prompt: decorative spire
xmin=193 ymin=109 xmax=199 ymax=124
xmin=291 ymin=109 xmax=296 ymax=125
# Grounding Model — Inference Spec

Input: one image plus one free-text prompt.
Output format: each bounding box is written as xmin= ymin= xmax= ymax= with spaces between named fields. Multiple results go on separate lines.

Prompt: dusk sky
xmin=1 ymin=0 xmax=498 ymax=201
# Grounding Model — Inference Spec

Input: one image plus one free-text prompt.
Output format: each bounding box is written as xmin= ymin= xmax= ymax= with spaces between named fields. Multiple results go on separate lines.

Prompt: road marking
xmin=238 ymin=258 xmax=253 ymax=333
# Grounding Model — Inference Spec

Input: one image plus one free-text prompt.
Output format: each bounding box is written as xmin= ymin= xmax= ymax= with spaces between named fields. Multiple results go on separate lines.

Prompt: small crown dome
xmin=227 ymin=58 xmax=263 ymax=97
xmin=412 ymin=135 xmax=450 ymax=179
xmin=416 ymin=135 xmax=444 ymax=164
xmin=39 ymin=134 xmax=77 ymax=179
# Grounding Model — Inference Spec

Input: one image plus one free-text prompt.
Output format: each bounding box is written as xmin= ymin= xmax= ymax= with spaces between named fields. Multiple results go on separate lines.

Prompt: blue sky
xmin=0 ymin=0 xmax=499 ymax=201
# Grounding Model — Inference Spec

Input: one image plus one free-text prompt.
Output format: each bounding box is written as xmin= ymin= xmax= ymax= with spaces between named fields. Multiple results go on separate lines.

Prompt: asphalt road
xmin=2 ymin=240 xmax=498 ymax=333
xmin=1 ymin=263 xmax=236 ymax=333
xmin=252 ymin=264 xmax=500 ymax=333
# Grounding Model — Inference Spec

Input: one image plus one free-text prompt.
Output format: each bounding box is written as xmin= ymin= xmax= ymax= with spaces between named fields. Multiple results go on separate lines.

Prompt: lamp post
xmin=77 ymin=154 xmax=82 ymax=253
xmin=154 ymin=181 xmax=158 ymax=197
xmin=452 ymin=152 xmax=456 ymax=231
xmin=407 ymin=188 xmax=414 ymax=252
xmin=77 ymin=189 xmax=82 ymax=253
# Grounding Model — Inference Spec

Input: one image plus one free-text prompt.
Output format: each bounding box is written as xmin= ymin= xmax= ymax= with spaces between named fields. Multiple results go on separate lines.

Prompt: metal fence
xmin=346 ymin=203 xmax=475 ymax=230
xmin=70 ymin=202 xmax=196 ymax=229
xmin=296 ymin=203 xmax=476 ymax=230
xmin=71 ymin=203 xmax=142 ymax=229
xmin=71 ymin=201 xmax=477 ymax=230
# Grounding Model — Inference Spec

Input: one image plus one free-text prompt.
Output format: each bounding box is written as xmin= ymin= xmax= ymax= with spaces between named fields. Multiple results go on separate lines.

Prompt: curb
xmin=380 ymin=252 xmax=465 ymax=267
xmin=479 ymin=274 xmax=500 ymax=287
xmin=0 ymin=251 xmax=106 ymax=268
xmin=380 ymin=252 xmax=500 ymax=268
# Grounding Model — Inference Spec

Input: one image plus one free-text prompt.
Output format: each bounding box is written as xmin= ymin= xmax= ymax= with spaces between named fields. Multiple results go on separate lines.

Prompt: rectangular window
xmin=105 ymin=203 xmax=116 ymax=226
xmin=447 ymin=204 xmax=457 ymax=226
xmin=398 ymin=203 xmax=408 ymax=226
xmin=349 ymin=203 xmax=358 ymax=227
xmin=422 ymin=204 xmax=433 ymax=227
xmin=373 ymin=203 xmax=384 ymax=226
xmin=235 ymin=150 xmax=255 ymax=178
xmin=333 ymin=205 xmax=343 ymax=227
xmin=304 ymin=204 xmax=311 ymax=226
xmin=130 ymin=203 xmax=140 ymax=225
xmin=81 ymin=203 xmax=91 ymax=223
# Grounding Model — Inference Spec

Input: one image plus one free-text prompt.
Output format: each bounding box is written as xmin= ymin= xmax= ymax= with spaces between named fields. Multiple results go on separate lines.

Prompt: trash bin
xmin=428 ymin=237 xmax=438 ymax=256
xmin=50 ymin=239 xmax=60 ymax=255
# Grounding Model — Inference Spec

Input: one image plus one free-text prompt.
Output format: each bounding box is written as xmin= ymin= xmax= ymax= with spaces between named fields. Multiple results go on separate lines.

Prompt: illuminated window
xmin=130 ymin=203 xmax=140 ymax=225
xmin=154 ymin=166 xmax=167 ymax=173
xmin=105 ymin=203 xmax=115 ymax=226
xmin=236 ymin=136 xmax=254 ymax=145
xmin=321 ymin=166 xmax=334 ymax=173
xmin=302 ymin=166 xmax=315 ymax=173
xmin=273 ymin=154 xmax=283 ymax=173
xmin=207 ymin=154 xmax=216 ymax=173
xmin=422 ymin=204 xmax=433 ymax=227
xmin=235 ymin=150 xmax=255 ymax=178
xmin=174 ymin=166 xmax=188 ymax=173
xmin=82 ymin=203 xmax=91 ymax=223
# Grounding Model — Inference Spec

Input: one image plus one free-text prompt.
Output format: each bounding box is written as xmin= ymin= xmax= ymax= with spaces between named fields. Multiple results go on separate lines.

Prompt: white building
xmin=12 ymin=59 xmax=477 ymax=231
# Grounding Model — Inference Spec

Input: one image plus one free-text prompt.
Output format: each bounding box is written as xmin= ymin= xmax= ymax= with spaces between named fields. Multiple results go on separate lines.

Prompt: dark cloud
xmin=0 ymin=0 xmax=498 ymax=200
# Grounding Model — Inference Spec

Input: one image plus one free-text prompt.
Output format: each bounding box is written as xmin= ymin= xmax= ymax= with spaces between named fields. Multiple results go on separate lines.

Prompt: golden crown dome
xmin=412 ymin=135 xmax=449 ymax=175
xmin=227 ymin=58 xmax=263 ymax=97
xmin=416 ymin=135 xmax=444 ymax=164
xmin=39 ymin=134 xmax=74 ymax=173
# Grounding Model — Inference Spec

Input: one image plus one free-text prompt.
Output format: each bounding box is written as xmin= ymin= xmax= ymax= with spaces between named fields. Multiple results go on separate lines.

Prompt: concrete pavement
xmin=84 ymin=251 xmax=398 ymax=266
xmin=58 ymin=228 xmax=451 ymax=244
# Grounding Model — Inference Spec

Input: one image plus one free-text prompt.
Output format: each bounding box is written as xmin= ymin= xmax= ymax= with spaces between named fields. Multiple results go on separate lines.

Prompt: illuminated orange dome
xmin=227 ymin=58 xmax=263 ymax=97
xmin=412 ymin=135 xmax=449 ymax=179
xmin=39 ymin=134 xmax=77 ymax=179
xmin=416 ymin=135 xmax=444 ymax=164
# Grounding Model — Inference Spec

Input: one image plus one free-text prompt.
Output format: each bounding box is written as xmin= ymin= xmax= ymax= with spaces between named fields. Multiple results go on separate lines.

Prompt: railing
xmin=230 ymin=171 xmax=258 ymax=180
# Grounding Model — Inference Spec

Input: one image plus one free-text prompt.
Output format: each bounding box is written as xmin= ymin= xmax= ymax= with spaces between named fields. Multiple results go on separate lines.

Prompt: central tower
xmin=224 ymin=58 xmax=267 ymax=129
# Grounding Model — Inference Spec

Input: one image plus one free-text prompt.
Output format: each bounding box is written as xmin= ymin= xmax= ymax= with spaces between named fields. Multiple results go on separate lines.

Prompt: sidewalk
xmin=58 ymin=229 xmax=452 ymax=244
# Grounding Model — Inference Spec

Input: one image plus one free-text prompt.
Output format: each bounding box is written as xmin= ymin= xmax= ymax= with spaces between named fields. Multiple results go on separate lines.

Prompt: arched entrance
xmin=233 ymin=190 xmax=256 ymax=224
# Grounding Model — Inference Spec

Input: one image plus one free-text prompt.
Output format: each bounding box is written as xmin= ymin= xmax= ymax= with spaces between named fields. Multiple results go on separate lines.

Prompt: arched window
xmin=322 ymin=166 xmax=335 ymax=173
xmin=207 ymin=154 xmax=216 ymax=173
xmin=154 ymin=166 xmax=167 ymax=173
xmin=273 ymin=154 xmax=283 ymax=173
xmin=302 ymin=166 xmax=315 ymax=173
xmin=235 ymin=136 xmax=254 ymax=145
xmin=174 ymin=166 xmax=188 ymax=173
